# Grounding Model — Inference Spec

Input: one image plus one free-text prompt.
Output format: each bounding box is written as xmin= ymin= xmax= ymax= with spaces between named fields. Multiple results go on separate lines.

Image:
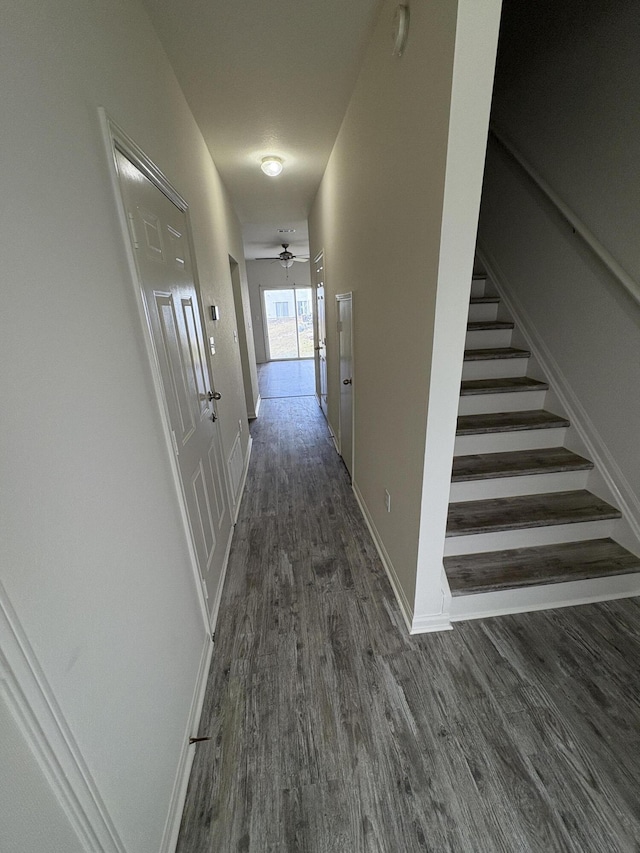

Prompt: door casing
xmin=336 ymin=292 xmax=354 ymax=478
xmin=314 ymin=251 xmax=328 ymax=418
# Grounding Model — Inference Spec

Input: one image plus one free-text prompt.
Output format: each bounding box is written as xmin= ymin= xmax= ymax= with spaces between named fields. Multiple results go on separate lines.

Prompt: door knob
xmin=343 ymin=378 xmax=352 ymax=385
xmin=207 ymin=391 xmax=222 ymax=401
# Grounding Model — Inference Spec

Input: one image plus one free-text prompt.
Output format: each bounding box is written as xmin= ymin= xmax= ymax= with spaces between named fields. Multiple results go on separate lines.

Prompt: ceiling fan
xmin=255 ymin=243 xmax=309 ymax=268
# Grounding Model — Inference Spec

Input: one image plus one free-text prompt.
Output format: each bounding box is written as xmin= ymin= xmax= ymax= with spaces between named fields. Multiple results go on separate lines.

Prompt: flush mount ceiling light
xmin=260 ymin=156 xmax=283 ymax=177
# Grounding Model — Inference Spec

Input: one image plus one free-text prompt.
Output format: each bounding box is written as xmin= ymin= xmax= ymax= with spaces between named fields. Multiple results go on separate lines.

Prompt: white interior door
xmin=314 ymin=252 xmax=328 ymax=417
xmin=336 ymin=293 xmax=353 ymax=477
xmin=115 ymin=150 xmax=231 ymax=621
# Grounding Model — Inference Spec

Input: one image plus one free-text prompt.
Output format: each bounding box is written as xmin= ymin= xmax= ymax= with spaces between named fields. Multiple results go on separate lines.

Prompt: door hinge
xmin=170 ymin=429 xmax=180 ymax=457
xmin=337 ymin=321 xmax=343 ymax=332
xmin=127 ymin=211 xmax=139 ymax=249
xmin=211 ymin=631 xmax=216 ymax=643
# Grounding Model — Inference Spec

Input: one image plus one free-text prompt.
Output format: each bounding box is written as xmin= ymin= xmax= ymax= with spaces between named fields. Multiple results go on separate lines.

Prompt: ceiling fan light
xmin=261 ymin=156 xmax=283 ymax=177
xmin=280 ymin=258 xmax=294 ymax=268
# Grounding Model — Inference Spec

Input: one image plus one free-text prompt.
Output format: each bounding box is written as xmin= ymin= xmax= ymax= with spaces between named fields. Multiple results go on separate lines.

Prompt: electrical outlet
xmin=384 ymin=489 xmax=391 ymax=513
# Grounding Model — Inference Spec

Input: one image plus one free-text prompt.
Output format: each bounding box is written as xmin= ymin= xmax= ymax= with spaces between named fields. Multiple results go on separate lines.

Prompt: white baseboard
xmin=160 ymin=635 xmax=214 ymax=853
xmin=410 ymin=612 xmax=453 ymax=633
xmin=351 ymin=482 xmax=414 ymax=632
xmin=477 ymin=242 xmax=640 ymax=548
xmin=450 ymin=572 xmax=640 ymax=622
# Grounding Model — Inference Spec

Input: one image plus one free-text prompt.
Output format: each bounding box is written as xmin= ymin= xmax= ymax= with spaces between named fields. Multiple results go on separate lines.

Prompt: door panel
xmin=181 ymin=296 xmax=209 ymax=412
xmin=115 ymin=149 xmax=231 ymax=621
xmin=156 ymin=293 xmax=196 ymax=443
xmin=191 ymin=461 xmax=216 ymax=564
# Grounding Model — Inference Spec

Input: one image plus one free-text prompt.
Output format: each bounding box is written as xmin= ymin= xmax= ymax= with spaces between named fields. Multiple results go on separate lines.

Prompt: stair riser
xmin=458 ymin=390 xmax=547 ymax=415
xmin=449 ymin=469 xmax=590 ymax=502
xmin=468 ymin=303 xmax=499 ymax=323
xmin=462 ymin=358 xmax=528 ymax=380
xmin=470 ymin=278 xmax=486 ymax=298
xmin=449 ymin=572 xmax=640 ymax=620
xmin=465 ymin=329 xmax=513 ymax=349
xmin=455 ymin=427 xmax=567 ymax=455
xmin=444 ymin=518 xmax=617 ymax=556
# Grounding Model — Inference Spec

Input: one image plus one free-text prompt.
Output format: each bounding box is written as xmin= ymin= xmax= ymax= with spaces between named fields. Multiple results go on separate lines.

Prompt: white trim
xmin=411 ymin=612 xmax=453 ymax=634
xmin=252 ymin=394 xmax=262 ymax=419
xmin=99 ymin=108 xmax=212 ymax=633
xmin=489 ymin=128 xmax=640 ymax=309
xmin=0 ymin=584 xmax=126 ymax=853
xmin=450 ymin=572 xmax=640 ymax=622
xmin=352 ymin=482 xmax=413 ymax=633
xmin=335 ymin=292 xmax=354 ymax=478
xmin=477 ymin=242 xmax=640 ymax=547
xmin=159 ymin=636 xmax=213 ymax=853
xmin=233 ymin=436 xmax=253 ymax=524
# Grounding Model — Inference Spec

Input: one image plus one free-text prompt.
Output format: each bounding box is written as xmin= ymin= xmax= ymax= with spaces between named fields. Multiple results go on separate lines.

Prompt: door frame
xmin=313 ymin=250 xmax=328 ymax=418
xmin=260 ymin=283 xmax=315 ymax=362
xmin=335 ymin=292 xmax=354 ymax=478
xmin=99 ymin=109 xmax=215 ymax=632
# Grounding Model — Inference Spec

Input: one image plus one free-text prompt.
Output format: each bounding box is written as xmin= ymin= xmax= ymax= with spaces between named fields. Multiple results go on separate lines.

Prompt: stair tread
xmin=470 ymin=296 xmax=500 ymax=304
xmin=467 ymin=320 xmax=514 ymax=331
xmin=452 ymin=448 xmax=594 ymax=482
xmin=464 ymin=346 xmax=530 ymax=361
xmin=445 ymin=538 xmax=640 ymax=595
xmin=446 ymin=490 xmax=621 ymax=537
xmin=457 ymin=410 xmax=569 ymax=435
xmin=460 ymin=377 xmax=549 ymax=396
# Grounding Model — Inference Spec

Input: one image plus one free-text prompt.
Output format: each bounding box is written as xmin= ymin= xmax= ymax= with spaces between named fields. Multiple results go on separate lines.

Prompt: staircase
xmin=444 ymin=274 xmax=640 ymax=619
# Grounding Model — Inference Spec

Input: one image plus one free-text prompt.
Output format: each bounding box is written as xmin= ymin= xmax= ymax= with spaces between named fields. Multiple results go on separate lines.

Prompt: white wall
xmin=246 ymin=259 xmax=312 ymax=363
xmin=308 ymin=0 xmax=502 ymax=628
xmin=0 ymin=1 xmax=250 ymax=850
xmin=478 ymin=0 xmax=640 ymax=519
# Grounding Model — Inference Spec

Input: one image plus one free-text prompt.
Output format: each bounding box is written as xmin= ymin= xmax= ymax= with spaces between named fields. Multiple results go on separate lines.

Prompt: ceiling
xmin=141 ymin=0 xmax=384 ymax=260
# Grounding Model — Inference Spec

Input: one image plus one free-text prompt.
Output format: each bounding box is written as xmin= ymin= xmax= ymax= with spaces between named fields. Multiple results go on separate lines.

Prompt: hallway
xmin=177 ymin=397 xmax=640 ymax=853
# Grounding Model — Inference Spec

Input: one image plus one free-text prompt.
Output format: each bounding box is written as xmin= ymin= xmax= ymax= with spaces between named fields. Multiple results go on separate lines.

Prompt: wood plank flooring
xmin=451 ymin=448 xmax=593 ymax=482
xmin=176 ymin=396 xmax=640 ymax=853
xmin=447 ymin=490 xmax=621 ymax=537
xmin=456 ymin=410 xmax=570 ymax=435
xmin=257 ymin=360 xmax=315 ymax=398
xmin=445 ymin=538 xmax=640 ymax=595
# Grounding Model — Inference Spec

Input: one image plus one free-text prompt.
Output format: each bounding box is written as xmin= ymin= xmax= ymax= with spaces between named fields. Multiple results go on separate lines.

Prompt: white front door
xmin=314 ymin=252 xmax=328 ymax=417
xmin=115 ymin=150 xmax=231 ymax=621
xmin=336 ymin=293 xmax=353 ymax=478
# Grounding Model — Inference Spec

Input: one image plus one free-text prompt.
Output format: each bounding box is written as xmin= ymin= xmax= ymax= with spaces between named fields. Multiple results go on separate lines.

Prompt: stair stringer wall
xmin=476 ymin=242 xmax=640 ymax=561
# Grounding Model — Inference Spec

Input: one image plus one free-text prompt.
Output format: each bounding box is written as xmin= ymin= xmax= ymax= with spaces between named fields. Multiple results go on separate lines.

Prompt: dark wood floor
xmin=176 ymin=396 xmax=640 ymax=853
